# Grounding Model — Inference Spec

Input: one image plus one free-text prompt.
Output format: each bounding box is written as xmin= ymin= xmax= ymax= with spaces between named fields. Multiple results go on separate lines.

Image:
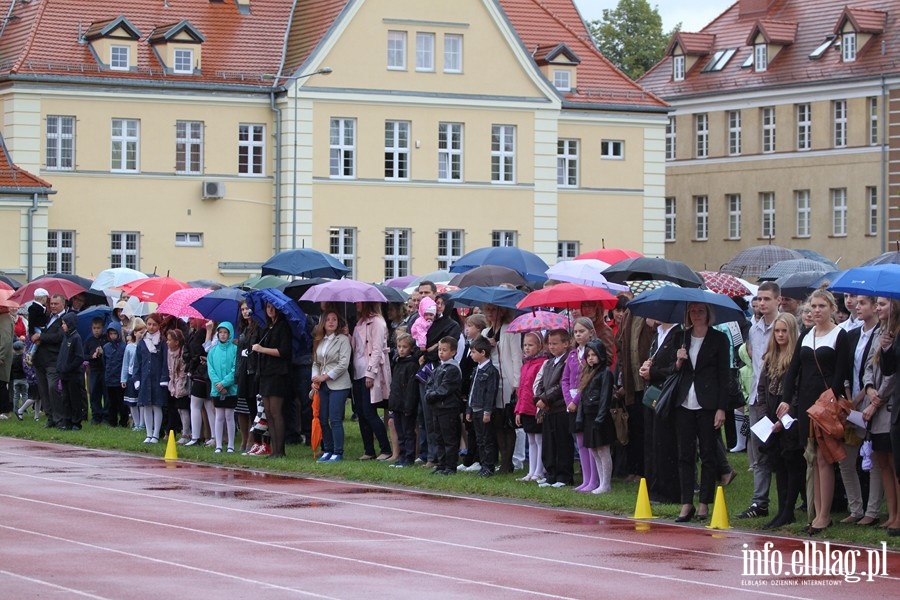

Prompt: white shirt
xmin=840 ymin=316 xmax=862 ymax=332
xmin=683 ymin=335 xmax=704 ymax=410
xmin=748 ymin=314 xmax=776 ymax=405
xmin=852 ymin=324 xmax=876 ymax=397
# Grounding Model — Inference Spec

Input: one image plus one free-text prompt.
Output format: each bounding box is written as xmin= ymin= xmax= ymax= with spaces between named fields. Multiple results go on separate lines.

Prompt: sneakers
xmin=478 ymin=468 xmax=494 ymax=478
xmin=327 ymin=454 xmax=343 ymax=462
xmin=736 ymin=503 xmax=769 ymax=519
xmin=250 ymin=443 xmax=271 ymax=456
xmin=317 ymin=452 xmax=333 ymax=463
xmin=551 ymin=482 xmax=567 ymax=488
xmin=242 ymin=443 xmax=260 ymax=455
xmin=463 ymin=462 xmax=481 ymax=473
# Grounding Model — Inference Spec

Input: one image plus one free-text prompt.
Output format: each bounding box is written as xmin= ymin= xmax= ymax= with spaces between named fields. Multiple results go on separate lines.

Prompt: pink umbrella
xmin=507 ymin=310 xmax=571 ymax=333
xmin=156 ymin=287 xmax=213 ymax=319
xmin=299 ymin=279 xmax=388 ymax=303
xmin=121 ymin=276 xmax=190 ymax=303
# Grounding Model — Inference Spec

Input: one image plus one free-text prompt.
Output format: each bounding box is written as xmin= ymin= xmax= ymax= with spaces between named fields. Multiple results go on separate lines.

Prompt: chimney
xmin=739 ymin=0 xmax=773 ymax=18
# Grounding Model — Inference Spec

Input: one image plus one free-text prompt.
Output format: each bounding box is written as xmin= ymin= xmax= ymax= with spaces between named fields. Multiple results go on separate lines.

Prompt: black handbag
xmin=726 ymin=368 xmax=746 ymax=410
xmin=505 ymin=390 xmax=518 ymax=429
xmin=654 ymin=371 xmax=681 ymax=420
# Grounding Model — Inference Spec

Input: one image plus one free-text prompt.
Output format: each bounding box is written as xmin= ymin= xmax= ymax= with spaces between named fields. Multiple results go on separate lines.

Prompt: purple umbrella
xmin=507 ymin=310 xmax=571 ymax=333
xmin=384 ymin=275 xmax=418 ymax=289
xmin=299 ymin=279 xmax=388 ymax=304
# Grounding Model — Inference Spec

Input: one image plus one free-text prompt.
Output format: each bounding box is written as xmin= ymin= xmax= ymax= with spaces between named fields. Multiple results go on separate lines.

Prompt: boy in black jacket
xmin=56 ymin=312 xmax=86 ymax=430
xmin=84 ymin=317 xmax=107 ymax=424
xmin=388 ymin=333 xmax=420 ymax=467
xmin=466 ymin=335 xmax=500 ymax=477
xmin=424 ymin=336 xmax=463 ymax=475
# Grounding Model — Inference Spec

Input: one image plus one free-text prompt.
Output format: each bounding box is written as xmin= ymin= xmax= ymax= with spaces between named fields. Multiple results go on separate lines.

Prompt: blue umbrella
xmin=449 ymin=286 xmax=526 ymax=310
xmin=244 ymin=288 xmax=312 ymax=357
xmin=261 ymin=249 xmax=350 ymax=279
xmin=76 ymin=305 xmax=113 ymax=341
xmin=190 ymin=287 xmax=245 ymax=324
xmin=828 ymin=265 xmax=900 ymax=299
xmin=449 ymin=247 xmax=549 ymax=283
xmin=626 ymin=286 xmax=744 ymax=326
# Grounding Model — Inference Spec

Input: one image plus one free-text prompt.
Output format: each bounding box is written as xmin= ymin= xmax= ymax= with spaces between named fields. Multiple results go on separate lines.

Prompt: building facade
xmin=0 ymin=0 xmax=667 ymax=283
xmin=639 ymin=0 xmax=898 ymax=273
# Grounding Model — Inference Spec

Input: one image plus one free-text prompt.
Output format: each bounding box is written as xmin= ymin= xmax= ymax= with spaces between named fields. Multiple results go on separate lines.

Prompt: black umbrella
xmin=602 ymin=257 xmax=703 ymax=288
xmin=719 ymin=245 xmax=803 ymax=279
xmin=0 ymin=274 xmax=22 ymax=289
xmin=35 ymin=272 xmax=94 ymax=289
xmin=280 ymin=278 xmax=329 ymax=315
xmin=775 ymin=271 xmax=828 ymax=301
xmin=448 ymin=265 xmax=527 ymax=288
xmin=372 ymin=283 xmax=409 ymax=304
xmin=758 ymin=259 xmax=830 ymax=281
xmin=860 ymin=251 xmax=900 ymax=267
xmin=187 ymin=279 xmax=226 ymax=289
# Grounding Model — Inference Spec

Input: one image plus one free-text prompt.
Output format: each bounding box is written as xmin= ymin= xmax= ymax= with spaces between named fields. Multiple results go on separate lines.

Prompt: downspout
xmin=881 ymin=75 xmax=888 ymax=253
xmin=27 ymin=192 xmax=38 ymax=280
xmin=292 ymin=79 xmax=298 ymax=249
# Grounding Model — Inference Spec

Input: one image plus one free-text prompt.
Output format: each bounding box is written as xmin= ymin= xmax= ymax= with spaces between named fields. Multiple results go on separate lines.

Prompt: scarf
xmin=144 ymin=331 xmax=160 ymax=353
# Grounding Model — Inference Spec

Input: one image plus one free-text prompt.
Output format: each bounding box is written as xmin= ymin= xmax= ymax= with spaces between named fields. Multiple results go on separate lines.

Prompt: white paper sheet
xmin=847 ymin=410 xmax=867 ymax=430
xmin=780 ymin=413 xmax=796 ymax=430
xmin=751 ymin=415 xmax=776 ymax=443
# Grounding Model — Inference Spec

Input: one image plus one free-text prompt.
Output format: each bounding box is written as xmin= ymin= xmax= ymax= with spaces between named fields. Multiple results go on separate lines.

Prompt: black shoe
xmin=479 ymin=468 xmax=494 ymax=478
xmin=70 ymin=424 xmax=82 ymax=431
xmin=675 ymin=506 xmax=696 ymax=523
xmin=440 ymin=469 xmax=456 ymax=476
xmin=57 ymin=425 xmax=70 ymax=431
xmin=45 ymin=421 xmax=57 ymax=429
xmin=808 ymin=519 xmax=832 ymax=536
xmin=736 ymin=503 xmax=768 ymax=519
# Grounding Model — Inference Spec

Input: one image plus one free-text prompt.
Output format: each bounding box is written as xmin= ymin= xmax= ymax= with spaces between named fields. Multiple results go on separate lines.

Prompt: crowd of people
xmin=2 ymin=275 xmax=899 ymax=538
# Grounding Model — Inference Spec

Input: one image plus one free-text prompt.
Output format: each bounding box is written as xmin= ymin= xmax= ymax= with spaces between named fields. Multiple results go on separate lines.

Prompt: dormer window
xmin=84 ymin=16 xmax=141 ymax=72
xmin=553 ymin=70 xmax=571 ymax=91
xmin=174 ymin=48 xmax=194 ymax=73
xmin=673 ymin=55 xmax=685 ymax=81
xmin=110 ymin=46 xmax=130 ymax=70
xmin=754 ymin=44 xmax=767 ymax=72
xmin=842 ymin=32 xmax=857 ymax=62
xmin=533 ymin=43 xmax=580 ymax=91
xmin=148 ymin=20 xmax=205 ymax=75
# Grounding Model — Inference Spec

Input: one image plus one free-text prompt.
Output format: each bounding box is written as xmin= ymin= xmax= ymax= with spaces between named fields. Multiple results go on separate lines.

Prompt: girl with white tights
xmin=515 ymin=332 xmax=548 ymax=482
xmin=207 ymin=322 xmax=238 ymax=453
xmin=577 ymin=340 xmax=617 ymax=495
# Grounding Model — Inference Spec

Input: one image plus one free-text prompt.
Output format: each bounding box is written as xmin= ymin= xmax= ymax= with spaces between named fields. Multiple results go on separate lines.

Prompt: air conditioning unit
xmin=202 ymin=181 xmax=225 ymax=200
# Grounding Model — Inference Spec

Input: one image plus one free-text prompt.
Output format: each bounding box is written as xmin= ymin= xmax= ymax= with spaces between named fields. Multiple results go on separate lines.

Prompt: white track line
xmin=0 ymin=570 xmax=114 ymax=599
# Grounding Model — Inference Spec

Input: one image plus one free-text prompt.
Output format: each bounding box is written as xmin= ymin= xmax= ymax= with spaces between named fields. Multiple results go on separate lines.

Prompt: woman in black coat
xmin=578 ymin=339 xmax=616 ymax=494
xmin=673 ymin=303 xmax=730 ymax=522
xmin=252 ymin=302 xmax=293 ymax=458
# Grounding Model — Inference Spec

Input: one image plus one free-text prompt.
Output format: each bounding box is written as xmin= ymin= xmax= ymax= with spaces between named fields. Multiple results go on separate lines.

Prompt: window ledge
xmin=723 ymin=237 xmax=741 ymax=241
xmin=791 ymin=235 xmax=811 ymax=239
xmin=828 ymin=234 xmax=848 ymax=238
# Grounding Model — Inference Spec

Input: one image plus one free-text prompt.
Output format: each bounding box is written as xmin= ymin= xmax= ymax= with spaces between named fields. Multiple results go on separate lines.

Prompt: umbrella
xmin=698 ymin=271 xmax=751 ymax=298
xmin=575 ymin=248 xmax=643 ymax=264
xmin=627 ymin=279 xmax=679 ymax=296
xmin=809 ymin=270 xmax=845 ymax=291
xmin=860 ymin=251 xmax=900 ymax=267
xmin=76 ymin=305 xmax=113 ymax=341
xmin=310 ymin=389 xmax=322 ymax=459
xmin=546 ymin=259 xmax=629 ymax=293
xmin=121 ymin=276 xmax=191 ymax=303
xmin=156 ymin=287 xmax=213 ymax=319
xmin=245 ymin=288 xmax=311 ymax=357
xmin=448 ymin=265 xmax=527 ymax=288
xmin=187 ymin=279 xmax=226 ymax=289
xmin=506 ymin=310 xmax=571 ymax=333
xmin=626 ymin=286 xmax=744 ymax=326
xmin=236 ymin=274 xmax=288 ymax=290
xmin=190 ymin=287 xmax=245 ymax=324
xmin=603 ymin=257 xmax=703 ymax=288
xmin=406 ymin=270 xmax=453 ymax=292
xmin=828 ymin=265 xmax=900 ymax=299
xmin=0 ymin=298 xmax=19 ymax=312
xmin=449 ymin=286 xmax=526 ymax=310
xmin=35 ymin=272 xmax=94 ymax=289
xmin=371 ymin=283 xmax=408 ymax=304
xmin=449 ymin=247 xmax=549 ymax=283
xmin=517 ymin=283 xmax=617 ymax=311
xmin=10 ymin=277 xmax=87 ymax=304
xmin=261 ymin=248 xmax=350 ymax=279
xmin=775 ymin=271 xmax=830 ymax=301
xmin=719 ymin=245 xmax=803 ymax=279
xmin=299 ymin=279 xmax=388 ymax=304
xmin=384 ymin=275 xmax=418 ymax=289
xmin=758 ymin=259 xmax=830 ymax=281
xmin=0 ymin=274 xmax=22 ymax=289
xmin=794 ymin=249 xmax=839 ymax=270
xmin=90 ymin=267 xmax=148 ymax=291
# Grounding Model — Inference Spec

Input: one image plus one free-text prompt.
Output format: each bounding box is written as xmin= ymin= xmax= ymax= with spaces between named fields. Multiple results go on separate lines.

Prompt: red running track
xmin=1 ymin=438 xmax=899 ymax=599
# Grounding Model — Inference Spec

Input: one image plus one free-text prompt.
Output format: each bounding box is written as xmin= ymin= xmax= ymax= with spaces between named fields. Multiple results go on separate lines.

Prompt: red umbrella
xmin=156 ymin=287 xmax=212 ymax=319
xmin=0 ymin=281 xmax=12 ymax=292
xmin=121 ymin=276 xmax=190 ymax=303
xmin=575 ymin=248 xmax=643 ymax=265
xmin=517 ymin=283 xmax=617 ymax=311
xmin=699 ymin=271 xmax=751 ymax=298
xmin=10 ymin=277 xmax=87 ymax=304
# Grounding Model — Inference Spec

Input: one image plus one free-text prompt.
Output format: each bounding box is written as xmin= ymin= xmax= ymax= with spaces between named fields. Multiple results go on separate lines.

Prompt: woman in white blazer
xmin=312 ymin=310 xmax=352 ymax=462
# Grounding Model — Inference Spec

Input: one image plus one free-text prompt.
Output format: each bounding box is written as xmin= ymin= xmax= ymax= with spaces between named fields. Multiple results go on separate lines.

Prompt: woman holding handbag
xmin=780 ymin=287 xmax=850 ymax=535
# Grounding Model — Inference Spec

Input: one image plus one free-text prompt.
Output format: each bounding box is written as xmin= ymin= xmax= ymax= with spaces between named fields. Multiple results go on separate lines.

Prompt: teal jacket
xmin=207 ymin=322 xmax=238 ymax=397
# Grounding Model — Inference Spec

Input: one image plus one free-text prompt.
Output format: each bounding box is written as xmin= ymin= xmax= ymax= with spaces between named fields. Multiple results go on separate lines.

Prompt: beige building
xmin=640 ymin=0 xmax=898 ymax=273
xmin=0 ymin=0 xmax=667 ymax=284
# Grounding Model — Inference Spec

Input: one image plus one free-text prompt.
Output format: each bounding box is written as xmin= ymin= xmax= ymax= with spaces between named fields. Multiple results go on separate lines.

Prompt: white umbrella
xmin=91 ymin=267 xmax=148 ymax=290
xmin=546 ymin=259 xmax=629 ymax=293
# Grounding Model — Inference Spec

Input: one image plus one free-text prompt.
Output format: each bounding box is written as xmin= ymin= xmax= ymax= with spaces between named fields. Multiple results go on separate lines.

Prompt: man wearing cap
xmin=32 ymin=294 xmax=67 ymax=428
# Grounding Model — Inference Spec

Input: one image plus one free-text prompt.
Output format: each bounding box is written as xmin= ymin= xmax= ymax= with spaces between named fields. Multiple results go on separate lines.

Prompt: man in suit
xmin=32 ymin=294 xmax=68 ymax=428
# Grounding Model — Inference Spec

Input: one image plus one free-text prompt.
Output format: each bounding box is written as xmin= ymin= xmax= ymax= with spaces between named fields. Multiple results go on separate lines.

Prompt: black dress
xmin=256 ymin=319 xmax=293 ymax=398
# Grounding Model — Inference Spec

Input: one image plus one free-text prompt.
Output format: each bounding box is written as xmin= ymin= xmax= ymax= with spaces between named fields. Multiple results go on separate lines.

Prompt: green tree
xmin=588 ymin=0 xmax=679 ymax=80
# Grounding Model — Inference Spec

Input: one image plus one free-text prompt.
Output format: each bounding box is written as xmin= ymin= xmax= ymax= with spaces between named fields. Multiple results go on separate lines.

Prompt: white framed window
xmin=761 ymin=106 xmax=775 ymax=153
xmin=694 ymin=195 xmax=708 ymax=241
xmin=384 ymin=120 xmax=410 ymax=180
xmin=760 ymin=192 xmax=775 ymax=239
xmin=329 ymin=227 xmax=357 ymax=278
xmin=754 ymin=43 xmax=768 ymax=72
xmin=110 ymin=45 xmax=129 ymax=70
xmin=173 ymin=48 xmax=193 ymax=74
xmin=384 ymin=228 xmax=411 ymax=279
xmin=842 ymin=32 xmax=857 ymax=62
xmin=238 ymin=124 xmax=265 ymax=176
xmin=695 ymin=113 xmax=708 ymax=158
xmin=416 ymin=32 xmax=435 ymax=72
xmin=438 ymin=123 xmax=463 ymax=182
xmin=175 ymin=232 xmax=203 ymax=247
xmin=673 ymin=55 xmax=685 ymax=81
xmin=665 ymin=116 xmax=676 ymax=160
xmin=387 ymin=30 xmax=407 ymax=70
xmin=491 ymin=125 xmax=515 ymax=183
xmin=444 ymin=34 xmax=463 ymax=73
xmin=867 ymin=187 xmax=878 ymax=236
xmin=47 ymin=230 xmax=75 ymax=274
xmin=329 ymin=118 xmax=356 ymax=179
xmin=833 ymin=100 xmax=847 ymax=148
xmin=557 ymin=139 xmax=578 ymax=187
xmin=726 ymin=194 xmax=741 ymax=240
xmin=728 ymin=110 xmax=741 ymax=156
xmin=797 ymin=103 xmax=811 ymax=151
xmin=46 ymin=115 xmax=75 ymax=171
xmin=831 ymin=188 xmax=847 ymax=236
xmin=869 ymin=97 xmax=879 ymax=146
xmin=111 ymin=231 xmax=139 ymax=270
xmin=664 ymin=197 xmax=676 ymax=242
xmin=111 ymin=118 xmax=139 ymax=172
xmin=557 ymin=241 xmax=579 ymax=261
xmin=601 ymin=140 xmax=624 ymax=159
xmin=553 ymin=70 xmax=571 ymax=91
xmin=437 ymin=229 xmax=464 ymax=270
xmin=795 ymin=190 xmax=810 ymax=238
xmin=175 ymin=121 xmax=202 ymax=175
xmin=492 ymin=230 xmax=517 ymax=247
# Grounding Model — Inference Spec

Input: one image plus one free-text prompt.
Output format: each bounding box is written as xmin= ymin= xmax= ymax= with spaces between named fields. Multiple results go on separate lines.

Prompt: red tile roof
xmin=0 ymin=135 xmax=52 ymax=191
xmin=666 ymin=32 xmax=717 ymax=56
xmin=748 ymin=19 xmax=798 ymax=45
xmin=640 ymin=0 xmax=899 ymax=97
xmin=283 ymin=0 xmax=349 ymax=76
xmin=498 ymin=0 xmax=667 ymax=110
xmin=836 ymin=7 xmax=887 ymax=35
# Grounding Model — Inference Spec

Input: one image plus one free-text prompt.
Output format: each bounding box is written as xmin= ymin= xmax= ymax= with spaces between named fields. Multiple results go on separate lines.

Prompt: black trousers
xmin=106 ymin=386 xmax=128 ymax=426
xmin=772 ymin=448 xmax=805 ymax=522
xmin=674 ymin=406 xmax=717 ymax=505
xmin=60 ymin=374 xmax=86 ymax=426
xmin=392 ymin=410 xmax=418 ymax=464
xmin=472 ymin=410 xmax=497 ymax=471
xmin=431 ymin=404 xmax=461 ymax=471
xmin=542 ymin=410 xmax=574 ymax=485
xmin=625 ymin=399 xmax=644 ymax=476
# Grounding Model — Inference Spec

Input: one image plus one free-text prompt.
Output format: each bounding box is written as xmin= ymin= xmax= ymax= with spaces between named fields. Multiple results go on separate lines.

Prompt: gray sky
xmin=573 ymin=0 xmax=736 ymax=33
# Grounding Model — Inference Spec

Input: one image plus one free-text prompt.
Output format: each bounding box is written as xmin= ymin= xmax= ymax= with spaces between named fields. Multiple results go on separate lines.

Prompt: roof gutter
xmin=5 ymin=73 xmax=277 ymax=95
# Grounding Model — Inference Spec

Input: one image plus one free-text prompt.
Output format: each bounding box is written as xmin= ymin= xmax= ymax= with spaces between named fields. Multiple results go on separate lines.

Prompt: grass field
xmin=2 ymin=411 xmax=896 ymax=549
